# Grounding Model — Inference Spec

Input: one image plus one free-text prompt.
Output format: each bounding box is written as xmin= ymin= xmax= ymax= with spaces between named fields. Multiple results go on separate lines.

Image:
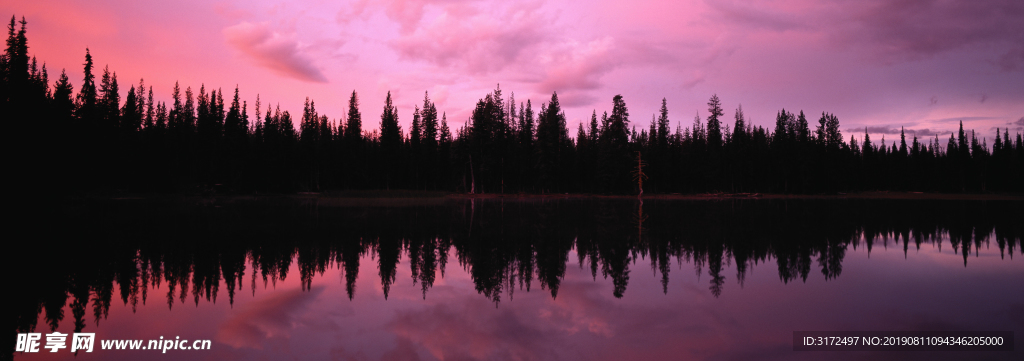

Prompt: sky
xmin=4 ymin=0 xmax=1023 ymax=144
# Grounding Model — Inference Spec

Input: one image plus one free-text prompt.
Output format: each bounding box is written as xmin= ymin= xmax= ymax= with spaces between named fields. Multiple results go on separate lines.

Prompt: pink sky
xmin=4 ymin=0 xmax=1023 ymax=142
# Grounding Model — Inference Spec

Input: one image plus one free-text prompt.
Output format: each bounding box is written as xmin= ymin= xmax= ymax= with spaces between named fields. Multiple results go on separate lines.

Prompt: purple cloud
xmin=536 ymin=38 xmax=619 ymax=92
xmin=390 ymin=7 xmax=548 ymax=75
xmin=224 ymin=21 xmax=328 ymax=83
xmin=534 ymin=40 xmax=675 ymax=106
xmin=1011 ymin=117 xmax=1024 ymax=131
xmin=709 ymin=0 xmax=1024 ymax=67
xmin=839 ymin=0 xmax=1024 ymax=62
xmin=385 ymin=1 xmax=677 ymax=109
xmin=846 ymin=126 xmax=946 ymax=137
xmin=706 ymin=0 xmax=808 ymax=32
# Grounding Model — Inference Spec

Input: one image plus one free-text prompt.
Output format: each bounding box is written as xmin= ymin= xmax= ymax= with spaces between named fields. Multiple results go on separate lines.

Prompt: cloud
xmin=385 ymin=0 xmax=446 ymax=34
xmin=216 ymin=287 xmax=325 ymax=349
xmin=537 ymin=38 xmax=619 ymax=93
xmin=1011 ymin=117 xmax=1024 ymax=131
xmin=852 ymin=126 xmax=900 ymax=135
xmin=534 ymin=37 xmax=668 ymax=108
xmin=708 ymin=0 xmax=1024 ymax=67
xmin=386 ymin=0 xmax=675 ymax=105
xmin=347 ymin=0 xmax=683 ymax=113
xmin=905 ymin=128 xmax=943 ymax=137
xmin=224 ymin=21 xmax=328 ymax=83
xmin=836 ymin=0 xmax=1024 ymax=62
xmin=846 ymin=126 xmax=945 ymax=137
xmin=705 ymin=0 xmax=808 ymax=32
xmin=390 ymin=3 xmax=548 ymax=75
xmin=340 ymin=0 xmax=475 ymax=33
xmin=535 ymin=39 xmax=674 ymax=106
xmin=336 ymin=0 xmax=372 ymax=23
xmin=927 ymin=116 xmax=998 ymax=124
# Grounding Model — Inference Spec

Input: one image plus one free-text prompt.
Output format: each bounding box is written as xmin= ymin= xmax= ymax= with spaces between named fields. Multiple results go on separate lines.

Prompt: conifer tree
xmin=214 ymin=88 xmax=225 ymax=136
xmin=145 ymin=87 xmax=155 ymax=131
xmin=439 ymin=113 xmax=451 ymax=146
xmin=825 ymin=113 xmax=841 ymax=149
xmin=52 ymin=70 xmax=74 ymax=124
xmin=607 ymin=94 xmax=630 ymax=148
xmin=795 ymin=110 xmax=809 ymax=144
xmin=958 ymin=121 xmax=969 ymax=158
xmin=421 ymin=92 xmax=438 ymax=150
xmin=168 ymin=82 xmax=181 ymax=131
xmin=379 ymin=91 xmax=401 ymax=188
xmin=862 ymin=129 xmax=874 ymax=157
xmin=519 ymin=100 xmax=534 ymax=148
xmin=197 ymin=84 xmax=213 ymax=149
xmin=773 ymin=109 xmax=791 ymax=146
xmin=224 ymin=86 xmax=245 ymax=146
xmin=536 ymin=92 xmax=570 ymax=191
xmin=121 ymin=85 xmax=141 ymax=134
xmin=98 ymin=66 xmax=120 ymax=134
xmin=657 ymin=98 xmax=670 ymax=149
xmin=183 ymin=86 xmax=195 ymax=133
xmin=380 ymin=91 xmax=401 ymax=150
xmin=899 ymin=127 xmax=908 ymax=156
xmin=300 ymin=97 xmax=319 ymax=146
xmin=733 ymin=105 xmax=746 ymax=144
xmin=136 ymin=78 xmax=147 ymax=127
xmin=4 ymin=16 xmax=30 ymax=113
xmin=706 ymin=94 xmax=724 ymax=149
xmin=344 ymin=90 xmax=361 ymax=144
xmin=411 ymin=105 xmax=422 ymax=149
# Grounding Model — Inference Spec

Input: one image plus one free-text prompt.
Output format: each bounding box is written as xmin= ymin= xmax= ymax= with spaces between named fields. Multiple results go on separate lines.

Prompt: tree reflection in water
xmin=8 ymin=197 xmax=1021 ymax=355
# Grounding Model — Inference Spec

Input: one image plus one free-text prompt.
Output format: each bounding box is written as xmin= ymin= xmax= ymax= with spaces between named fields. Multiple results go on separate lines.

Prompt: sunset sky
xmin=4 ymin=0 xmax=1022 ymax=143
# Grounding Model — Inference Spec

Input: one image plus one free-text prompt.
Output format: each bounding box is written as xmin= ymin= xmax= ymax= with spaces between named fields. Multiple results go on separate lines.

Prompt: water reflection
xmin=8 ymin=197 xmax=1022 ymax=359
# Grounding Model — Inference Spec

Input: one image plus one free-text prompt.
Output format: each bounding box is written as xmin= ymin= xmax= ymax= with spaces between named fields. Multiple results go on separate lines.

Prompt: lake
xmin=8 ymin=196 xmax=1023 ymax=360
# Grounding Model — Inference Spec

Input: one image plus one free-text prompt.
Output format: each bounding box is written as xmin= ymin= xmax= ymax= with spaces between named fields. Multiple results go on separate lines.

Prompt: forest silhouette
xmin=4 ymin=15 xmax=1022 ymax=195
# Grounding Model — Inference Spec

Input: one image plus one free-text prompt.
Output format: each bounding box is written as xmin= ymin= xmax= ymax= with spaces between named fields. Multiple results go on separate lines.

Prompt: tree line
xmin=4 ymin=16 xmax=1022 ymax=194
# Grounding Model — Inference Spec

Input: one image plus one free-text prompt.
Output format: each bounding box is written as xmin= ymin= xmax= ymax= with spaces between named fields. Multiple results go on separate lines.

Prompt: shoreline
xmin=444 ymin=191 xmax=1024 ymax=201
xmin=79 ymin=190 xmax=1024 ymax=202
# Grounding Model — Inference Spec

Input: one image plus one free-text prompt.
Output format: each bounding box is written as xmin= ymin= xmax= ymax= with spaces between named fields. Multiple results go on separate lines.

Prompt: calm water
xmin=8 ymin=197 xmax=1024 ymax=360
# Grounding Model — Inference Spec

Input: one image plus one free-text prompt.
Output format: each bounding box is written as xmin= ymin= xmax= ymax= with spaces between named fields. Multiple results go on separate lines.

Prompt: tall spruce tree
xmin=421 ymin=92 xmax=438 ymax=150
xmin=536 ymin=92 xmax=569 ymax=192
xmin=706 ymin=94 xmax=724 ymax=149
xmin=379 ymin=91 xmax=401 ymax=188
xmin=733 ymin=104 xmax=747 ymax=143
xmin=410 ymin=105 xmax=422 ymax=150
xmin=657 ymin=98 xmax=670 ymax=149
xmin=344 ymin=90 xmax=361 ymax=143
